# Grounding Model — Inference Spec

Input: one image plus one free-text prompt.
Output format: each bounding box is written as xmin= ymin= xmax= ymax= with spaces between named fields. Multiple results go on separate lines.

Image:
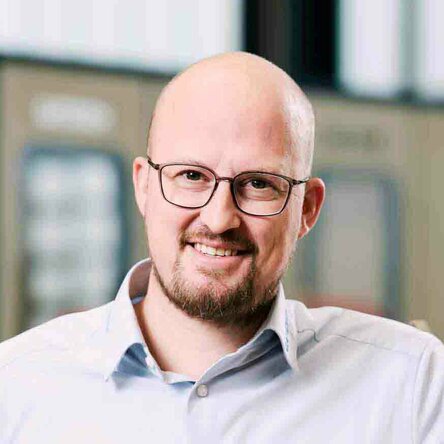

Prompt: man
xmin=0 ymin=52 xmax=443 ymax=443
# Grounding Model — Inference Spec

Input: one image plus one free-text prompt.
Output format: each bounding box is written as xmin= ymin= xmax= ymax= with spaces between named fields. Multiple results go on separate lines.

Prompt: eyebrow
xmin=174 ymin=158 xmax=209 ymax=167
xmin=172 ymin=158 xmax=291 ymax=176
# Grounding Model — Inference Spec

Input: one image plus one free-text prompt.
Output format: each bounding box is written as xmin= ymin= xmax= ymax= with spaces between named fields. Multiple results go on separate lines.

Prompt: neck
xmin=134 ymin=272 xmax=270 ymax=381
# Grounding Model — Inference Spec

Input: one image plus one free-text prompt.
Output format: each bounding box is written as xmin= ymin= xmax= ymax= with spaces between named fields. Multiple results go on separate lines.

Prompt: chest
xmin=6 ymin=354 xmax=414 ymax=444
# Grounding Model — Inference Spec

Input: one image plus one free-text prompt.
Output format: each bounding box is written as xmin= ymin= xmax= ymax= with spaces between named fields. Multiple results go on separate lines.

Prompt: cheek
xmin=146 ymin=185 xmax=176 ymax=228
xmin=257 ymin=212 xmax=299 ymax=269
xmin=145 ymin=193 xmax=176 ymax=259
xmin=145 ymin=193 xmax=196 ymax=254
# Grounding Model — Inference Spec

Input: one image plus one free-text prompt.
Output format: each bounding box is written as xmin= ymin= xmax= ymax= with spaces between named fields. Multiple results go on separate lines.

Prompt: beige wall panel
xmin=422 ymin=110 xmax=444 ymax=339
xmin=0 ymin=61 xmax=166 ymax=339
xmin=310 ymin=94 xmax=411 ymax=170
xmin=293 ymin=94 xmax=437 ymax=335
xmin=401 ymin=110 xmax=433 ymax=327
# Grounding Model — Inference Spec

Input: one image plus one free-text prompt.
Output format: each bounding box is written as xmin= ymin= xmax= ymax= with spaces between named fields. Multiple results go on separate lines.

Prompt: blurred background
xmin=0 ymin=0 xmax=443 ymax=341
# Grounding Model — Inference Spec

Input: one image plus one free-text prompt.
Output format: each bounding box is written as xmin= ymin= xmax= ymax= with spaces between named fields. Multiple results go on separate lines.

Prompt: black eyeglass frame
xmin=146 ymin=156 xmax=310 ymax=217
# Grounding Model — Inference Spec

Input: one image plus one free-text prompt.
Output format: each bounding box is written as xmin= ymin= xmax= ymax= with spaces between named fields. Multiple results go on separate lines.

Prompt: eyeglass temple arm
xmin=147 ymin=156 xmax=160 ymax=170
xmin=292 ymin=177 xmax=311 ymax=186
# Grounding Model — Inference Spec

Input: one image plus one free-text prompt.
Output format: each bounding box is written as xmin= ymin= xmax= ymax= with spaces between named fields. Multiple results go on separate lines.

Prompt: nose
xmin=199 ymin=180 xmax=241 ymax=234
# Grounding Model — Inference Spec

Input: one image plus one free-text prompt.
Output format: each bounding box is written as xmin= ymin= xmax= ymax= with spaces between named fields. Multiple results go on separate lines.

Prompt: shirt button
xmin=196 ymin=384 xmax=209 ymax=398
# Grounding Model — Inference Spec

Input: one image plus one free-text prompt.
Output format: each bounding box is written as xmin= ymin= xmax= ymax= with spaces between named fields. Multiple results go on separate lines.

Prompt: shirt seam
xmin=311 ymin=330 xmax=428 ymax=359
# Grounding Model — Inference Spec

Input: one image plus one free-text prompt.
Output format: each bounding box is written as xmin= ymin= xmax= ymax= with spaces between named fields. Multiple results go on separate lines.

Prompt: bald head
xmin=147 ymin=52 xmax=315 ymax=175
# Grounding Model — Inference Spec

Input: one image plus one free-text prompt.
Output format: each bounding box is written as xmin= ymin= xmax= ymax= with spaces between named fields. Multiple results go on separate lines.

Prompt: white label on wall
xmin=338 ymin=0 xmax=405 ymax=98
xmin=413 ymin=0 xmax=444 ymax=100
xmin=30 ymin=94 xmax=117 ymax=135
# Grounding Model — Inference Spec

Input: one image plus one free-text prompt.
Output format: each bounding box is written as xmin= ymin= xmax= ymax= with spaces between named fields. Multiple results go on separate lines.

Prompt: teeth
xmin=194 ymin=243 xmax=238 ymax=257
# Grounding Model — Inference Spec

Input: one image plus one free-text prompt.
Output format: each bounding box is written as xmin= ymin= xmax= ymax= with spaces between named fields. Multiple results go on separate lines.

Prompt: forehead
xmin=150 ymin=66 xmax=301 ymax=175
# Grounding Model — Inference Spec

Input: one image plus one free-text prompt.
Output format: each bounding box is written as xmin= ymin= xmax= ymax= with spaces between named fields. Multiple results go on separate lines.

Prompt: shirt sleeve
xmin=413 ymin=335 xmax=444 ymax=443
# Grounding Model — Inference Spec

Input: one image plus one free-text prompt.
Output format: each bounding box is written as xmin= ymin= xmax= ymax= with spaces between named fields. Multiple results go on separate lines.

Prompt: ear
xmin=132 ymin=156 xmax=149 ymax=217
xmin=298 ymin=177 xmax=325 ymax=240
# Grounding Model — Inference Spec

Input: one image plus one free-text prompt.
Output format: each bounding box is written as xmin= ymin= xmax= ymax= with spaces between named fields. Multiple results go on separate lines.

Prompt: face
xmin=134 ymin=66 xmax=321 ymax=326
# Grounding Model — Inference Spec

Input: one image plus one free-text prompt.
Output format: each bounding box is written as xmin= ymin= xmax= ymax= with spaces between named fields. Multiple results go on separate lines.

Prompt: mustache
xmin=180 ymin=228 xmax=257 ymax=253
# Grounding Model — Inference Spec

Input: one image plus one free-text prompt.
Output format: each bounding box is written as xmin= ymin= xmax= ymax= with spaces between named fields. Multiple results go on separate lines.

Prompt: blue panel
xmin=19 ymin=144 xmax=130 ymax=329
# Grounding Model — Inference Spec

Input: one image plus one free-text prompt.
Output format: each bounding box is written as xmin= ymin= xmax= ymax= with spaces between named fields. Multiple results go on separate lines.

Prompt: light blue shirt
xmin=0 ymin=258 xmax=443 ymax=443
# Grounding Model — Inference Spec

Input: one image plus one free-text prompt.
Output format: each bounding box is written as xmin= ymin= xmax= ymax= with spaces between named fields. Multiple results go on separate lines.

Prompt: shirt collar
xmin=100 ymin=259 xmax=150 ymax=380
xmin=95 ymin=258 xmax=301 ymax=380
xmin=250 ymin=282 xmax=299 ymax=371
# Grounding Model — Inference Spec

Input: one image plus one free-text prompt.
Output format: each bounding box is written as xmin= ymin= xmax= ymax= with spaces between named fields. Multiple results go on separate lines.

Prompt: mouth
xmin=187 ymin=242 xmax=250 ymax=258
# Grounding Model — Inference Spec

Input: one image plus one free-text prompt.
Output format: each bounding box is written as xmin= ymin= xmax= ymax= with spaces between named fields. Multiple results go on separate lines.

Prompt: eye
xmin=235 ymin=173 xmax=289 ymax=200
xmin=250 ymin=178 xmax=271 ymax=189
xmin=183 ymin=170 xmax=203 ymax=181
xmin=239 ymin=177 xmax=276 ymax=190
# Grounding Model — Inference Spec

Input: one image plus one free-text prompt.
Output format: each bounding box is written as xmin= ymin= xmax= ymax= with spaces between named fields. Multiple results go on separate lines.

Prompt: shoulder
xmin=287 ymin=301 xmax=444 ymax=440
xmin=288 ymin=299 xmax=442 ymax=359
xmin=0 ymin=302 xmax=112 ymax=372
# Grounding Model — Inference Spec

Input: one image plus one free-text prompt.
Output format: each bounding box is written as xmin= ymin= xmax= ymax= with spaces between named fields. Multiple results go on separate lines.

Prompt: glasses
xmin=147 ymin=156 xmax=310 ymax=217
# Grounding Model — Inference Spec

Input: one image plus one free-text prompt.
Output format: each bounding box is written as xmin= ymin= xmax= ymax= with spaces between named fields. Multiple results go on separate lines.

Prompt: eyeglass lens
xmin=160 ymin=164 xmax=290 ymax=215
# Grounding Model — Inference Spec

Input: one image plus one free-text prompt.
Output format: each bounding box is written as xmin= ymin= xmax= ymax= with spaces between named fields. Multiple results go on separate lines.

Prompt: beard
xmin=150 ymin=229 xmax=280 ymax=328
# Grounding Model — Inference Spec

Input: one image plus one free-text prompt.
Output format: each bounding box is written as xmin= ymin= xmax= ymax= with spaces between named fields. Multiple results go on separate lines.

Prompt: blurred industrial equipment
xmin=0 ymin=0 xmax=443 ymax=341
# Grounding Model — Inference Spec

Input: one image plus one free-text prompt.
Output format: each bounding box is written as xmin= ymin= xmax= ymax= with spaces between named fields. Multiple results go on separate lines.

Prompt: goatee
xmin=151 ymin=256 xmax=278 ymax=328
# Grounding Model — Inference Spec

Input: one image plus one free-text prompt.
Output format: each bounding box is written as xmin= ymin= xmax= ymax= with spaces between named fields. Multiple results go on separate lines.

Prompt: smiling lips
xmin=193 ymin=242 xmax=239 ymax=257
